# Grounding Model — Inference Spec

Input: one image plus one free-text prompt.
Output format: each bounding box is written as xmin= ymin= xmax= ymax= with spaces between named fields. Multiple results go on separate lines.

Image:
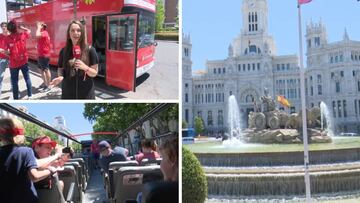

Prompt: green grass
xmin=184 ymin=137 xmax=360 ymax=153
xmin=207 ymin=198 xmax=360 ymax=203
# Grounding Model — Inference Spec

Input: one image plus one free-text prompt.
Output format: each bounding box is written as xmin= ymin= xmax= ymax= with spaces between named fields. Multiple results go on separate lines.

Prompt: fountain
xmin=320 ymin=101 xmax=334 ymax=137
xmin=223 ymin=95 xmax=243 ymax=147
xmin=227 ymin=95 xmax=242 ymax=140
xmin=184 ymin=88 xmax=360 ymax=201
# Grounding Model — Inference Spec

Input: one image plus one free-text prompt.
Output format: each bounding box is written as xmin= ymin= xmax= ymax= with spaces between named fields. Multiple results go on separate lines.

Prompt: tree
xmin=155 ymin=0 xmax=165 ymax=32
xmin=182 ymin=120 xmax=188 ymax=128
xmin=194 ymin=116 xmax=205 ymax=136
xmin=70 ymin=142 xmax=82 ymax=153
xmin=182 ymin=147 xmax=207 ymax=203
xmin=83 ymin=104 xmax=179 ymax=141
xmin=175 ymin=1 xmax=179 ymax=29
xmin=83 ymin=104 xmax=178 ymax=141
xmin=23 ymin=121 xmax=62 ymax=146
xmin=23 ymin=121 xmax=42 ymax=139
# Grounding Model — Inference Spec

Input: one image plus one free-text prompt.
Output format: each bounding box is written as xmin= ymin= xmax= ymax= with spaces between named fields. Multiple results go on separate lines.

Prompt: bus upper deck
xmin=0 ymin=103 xmax=179 ymax=203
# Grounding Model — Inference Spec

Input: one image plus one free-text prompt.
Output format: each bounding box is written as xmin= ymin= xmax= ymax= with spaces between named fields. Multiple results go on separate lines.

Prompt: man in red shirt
xmin=90 ymin=140 xmax=100 ymax=169
xmin=0 ymin=22 xmax=9 ymax=98
xmin=4 ymin=20 xmax=32 ymax=99
xmin=36 ymin=22 xmax=51 ymax=92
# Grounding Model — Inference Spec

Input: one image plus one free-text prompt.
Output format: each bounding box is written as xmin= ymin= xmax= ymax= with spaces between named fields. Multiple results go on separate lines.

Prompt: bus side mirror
xmin=153 ymin=41 xmax=158 ymax=46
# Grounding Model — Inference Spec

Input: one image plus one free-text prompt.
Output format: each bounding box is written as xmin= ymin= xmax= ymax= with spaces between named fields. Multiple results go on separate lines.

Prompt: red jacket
xmin=6 ymin=32 xmax=30 ymax=68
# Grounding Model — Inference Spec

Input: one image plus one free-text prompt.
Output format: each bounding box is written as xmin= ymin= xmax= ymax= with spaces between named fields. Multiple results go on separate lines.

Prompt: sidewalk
xmin=0 ymin=63 xmax=62 ymax=100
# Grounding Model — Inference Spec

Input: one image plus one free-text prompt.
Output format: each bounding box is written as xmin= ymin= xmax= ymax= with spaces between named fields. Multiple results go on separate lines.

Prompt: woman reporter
xmin=50 ymin=20 xmax=98 ymax=99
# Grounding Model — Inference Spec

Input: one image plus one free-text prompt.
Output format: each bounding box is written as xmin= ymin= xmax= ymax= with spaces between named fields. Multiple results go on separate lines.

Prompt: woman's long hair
xmin=7 ymin=20 xmax=17 ymax=34
xmin=62 ymin=20 xmax=90 ymax=75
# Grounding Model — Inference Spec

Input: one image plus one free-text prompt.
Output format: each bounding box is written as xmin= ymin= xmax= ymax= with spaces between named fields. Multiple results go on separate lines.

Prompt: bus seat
xmin=79 ymin=155 xmax=92 ymax=176
xmin=109 ymin=160 xmax=139 ymax=170
xmin=64 ymin=162 xmax=83 ymax=191
xmin=37 ymin=173 xmax=70 ymax=203
xmin=141 ymin=158 xmax=162 ymax=166
xmin=108 ymin=161 xmax=139 ymax=199
xmin=68 ymin=158 xmax=88 ymax=190
xmin=112 ymin=165 xmax=163 ymax=203
xmin=141 ymin=181 xmax=178 ymax=203
xmin=59 ymin=165 xmax=82 ymax=203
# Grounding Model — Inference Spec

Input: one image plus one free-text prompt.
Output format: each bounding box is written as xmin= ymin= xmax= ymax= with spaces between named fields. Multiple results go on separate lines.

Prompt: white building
xmin=54 ymin=116 xmax=73 ymax=145
xmin=0 ymin=1 xmax=7 ymax=24
xmin=183 ymin=0 xmax=360 ymax=134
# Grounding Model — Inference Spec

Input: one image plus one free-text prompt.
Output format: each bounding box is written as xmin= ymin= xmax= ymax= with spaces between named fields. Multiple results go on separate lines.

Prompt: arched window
xmin=249 ymin=45 xmax=257 ymax=53
xmin=245 ymin=94 xmax=254 ymax=103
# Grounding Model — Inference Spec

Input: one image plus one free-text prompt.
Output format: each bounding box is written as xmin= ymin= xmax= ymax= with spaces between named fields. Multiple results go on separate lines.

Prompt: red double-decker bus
xmin=8 ymin=0 xmax=156 ymax=91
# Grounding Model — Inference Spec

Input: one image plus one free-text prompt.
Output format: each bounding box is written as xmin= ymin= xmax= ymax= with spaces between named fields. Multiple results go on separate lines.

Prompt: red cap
xmin=32 ymin=136 xmax=57 ymax=149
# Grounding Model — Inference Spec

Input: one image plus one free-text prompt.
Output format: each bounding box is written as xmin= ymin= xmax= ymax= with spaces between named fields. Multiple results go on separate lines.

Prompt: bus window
xmin=138 ymin=11 xmax=155 ymax=48
xmin=92 ymin=16 xmax=107 ymax=76
xmin=108 ymin=16 xmax=135 ymax=51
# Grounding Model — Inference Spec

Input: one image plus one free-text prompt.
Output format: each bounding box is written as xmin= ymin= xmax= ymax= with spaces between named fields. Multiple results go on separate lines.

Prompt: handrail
xmin=114 ymin=103 xmax=172 ymax=140
xmin=0 ymin=103 xmax=80 ymax=144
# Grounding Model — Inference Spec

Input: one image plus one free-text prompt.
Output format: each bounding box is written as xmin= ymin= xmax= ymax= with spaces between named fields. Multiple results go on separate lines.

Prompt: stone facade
xmin=182 ymin=0 xmax=360 ymax=134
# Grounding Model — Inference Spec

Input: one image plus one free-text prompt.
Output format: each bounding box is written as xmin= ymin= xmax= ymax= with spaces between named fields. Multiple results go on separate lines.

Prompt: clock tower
xmin=231 ymin=0 xmax=276 ymax=57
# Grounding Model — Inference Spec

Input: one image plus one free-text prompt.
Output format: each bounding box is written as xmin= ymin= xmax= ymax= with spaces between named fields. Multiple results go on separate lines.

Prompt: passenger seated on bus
xmin=0 ymin=117 xmax=57 ymax=203
xmin=158 ymin=136 xmax=178 ymax=182
xmin=135 ymin=139 xmax=160 ymax=164
xmin=32 ymin=136 xmax=69 ymax=192
xmin=98 ymin=140 xmax=127 ymax=173
xmin=136 ymin=136 xmax=178 ymax=203
xmin=50 ymin=20 xmax=99 ymax=99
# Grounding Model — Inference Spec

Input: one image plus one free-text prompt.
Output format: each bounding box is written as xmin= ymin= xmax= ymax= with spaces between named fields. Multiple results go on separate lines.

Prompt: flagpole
xmin=297 ymin=2 xmax=311 ymax=203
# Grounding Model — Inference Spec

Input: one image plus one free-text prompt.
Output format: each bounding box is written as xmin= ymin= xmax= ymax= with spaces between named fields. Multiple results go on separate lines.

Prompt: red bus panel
xmin=8 ymin=0 xmax=156 ymax=91
xmin=106 ymin=14 xmax=138 ymax=91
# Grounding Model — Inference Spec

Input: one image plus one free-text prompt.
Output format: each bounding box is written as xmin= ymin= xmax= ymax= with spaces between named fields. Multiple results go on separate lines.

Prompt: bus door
xmin=106 ymin=13 xmax=139 ymax=91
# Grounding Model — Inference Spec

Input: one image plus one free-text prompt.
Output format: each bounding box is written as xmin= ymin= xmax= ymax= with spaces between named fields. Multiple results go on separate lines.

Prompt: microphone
xmin=73 ymin=45 xmax=81 ymax=59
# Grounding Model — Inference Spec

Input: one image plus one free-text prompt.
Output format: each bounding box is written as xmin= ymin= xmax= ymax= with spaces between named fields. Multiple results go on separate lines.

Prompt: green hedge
xmin=182 ymin=147 xmax=207 ymax=203
xmin=155 ymin=32 xmax=179 ymax=41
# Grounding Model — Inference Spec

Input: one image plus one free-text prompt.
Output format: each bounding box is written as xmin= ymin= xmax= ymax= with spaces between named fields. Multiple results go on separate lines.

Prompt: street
xmin=0 ymin=40 xmax=179 ymax=100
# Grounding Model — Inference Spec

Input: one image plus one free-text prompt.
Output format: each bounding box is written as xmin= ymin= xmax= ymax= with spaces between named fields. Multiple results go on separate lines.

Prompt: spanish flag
xmin=298 ymin=0 xmax=312 ymax=4
xmin=277 ymin=95 xmax=291 ymax=108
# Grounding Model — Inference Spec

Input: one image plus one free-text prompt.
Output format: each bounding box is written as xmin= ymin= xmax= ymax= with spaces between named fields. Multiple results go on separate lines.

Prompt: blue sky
xmin=183 ymin=0 xmax=360 ymax=71
xmin=11 ymin=103 xmax=93 ymax=141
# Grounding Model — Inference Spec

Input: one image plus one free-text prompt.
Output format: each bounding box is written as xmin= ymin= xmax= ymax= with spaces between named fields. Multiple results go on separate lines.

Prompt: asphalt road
xmin=0 ymin=40 xmax=179 ymax=100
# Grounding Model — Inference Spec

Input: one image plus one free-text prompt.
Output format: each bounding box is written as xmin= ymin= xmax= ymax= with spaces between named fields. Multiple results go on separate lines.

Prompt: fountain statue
xmin=244 ymin=89 xmax=332 ymax=144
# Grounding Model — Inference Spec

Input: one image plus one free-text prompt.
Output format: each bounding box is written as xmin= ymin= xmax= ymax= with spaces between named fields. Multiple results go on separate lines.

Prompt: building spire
xmin=343 ymin=28 xmax=349 ymax=41
xmin=228 ymin=44 xmax=234 ymax=57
